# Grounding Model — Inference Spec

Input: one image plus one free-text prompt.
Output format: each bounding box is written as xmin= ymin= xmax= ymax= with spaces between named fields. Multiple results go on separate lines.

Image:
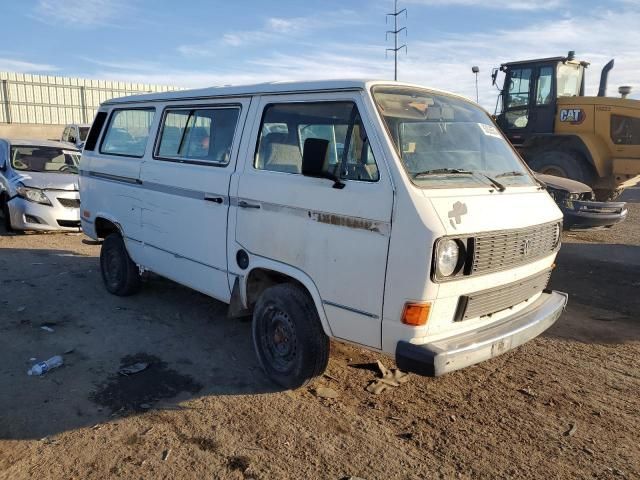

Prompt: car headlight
xmin=436 ymin=238 xmax=460 ymax=277
xmin=16 ymin=183 xmax=52 ymax=205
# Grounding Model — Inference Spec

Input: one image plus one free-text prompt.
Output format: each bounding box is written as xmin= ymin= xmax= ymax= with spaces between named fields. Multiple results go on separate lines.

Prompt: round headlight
xmin=437 ymin=239 xmax=460 ymax=277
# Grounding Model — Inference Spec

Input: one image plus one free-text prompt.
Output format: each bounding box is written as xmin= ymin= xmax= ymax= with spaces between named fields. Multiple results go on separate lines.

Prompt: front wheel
xmin=528 ymin=149 xmax=595 ymax=185
xmin=252 ymin=283 xmax=329 ymax=389
xmin=100 ymin=233 xmax=141 ymax=296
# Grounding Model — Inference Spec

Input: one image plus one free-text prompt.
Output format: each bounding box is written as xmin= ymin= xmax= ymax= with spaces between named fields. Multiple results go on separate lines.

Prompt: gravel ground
xmin=0 ymin=196 xmax=638 ymax=479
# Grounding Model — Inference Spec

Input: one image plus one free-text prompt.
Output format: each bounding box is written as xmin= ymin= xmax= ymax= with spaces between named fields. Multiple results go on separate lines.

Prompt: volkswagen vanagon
xmin=79 ymin=80 xmax=568 ymax=388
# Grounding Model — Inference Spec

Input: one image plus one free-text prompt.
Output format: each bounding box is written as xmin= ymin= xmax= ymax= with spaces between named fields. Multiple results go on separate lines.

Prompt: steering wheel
xmin=60 ymin=165 xmax=75 ymax=173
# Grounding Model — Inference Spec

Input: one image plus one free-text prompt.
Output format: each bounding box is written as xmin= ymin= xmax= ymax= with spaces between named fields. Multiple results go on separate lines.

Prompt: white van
xmin=79 ymin=80 xmax=567 ymax=388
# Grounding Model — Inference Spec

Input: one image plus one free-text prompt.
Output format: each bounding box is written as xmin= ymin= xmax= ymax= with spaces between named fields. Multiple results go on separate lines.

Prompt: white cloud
xmin=397 ymin=8 xmax=640 ymax=106
xmin=0 ymin=58 xmax=58 ymax=72
xmin=178 ymin=11 xmax=365 ymax=56
xmin=403 ymin=0 xmax=567 ymax=10
xmin=75 ymin=4 xmax=639 ymax=107
xmin=32 ymin=0 xmax=130 ymax=27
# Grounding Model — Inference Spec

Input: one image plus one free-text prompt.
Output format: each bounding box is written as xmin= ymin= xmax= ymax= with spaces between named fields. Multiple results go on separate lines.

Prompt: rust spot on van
xmin=310 ymin=212 xmax=388 ymax=235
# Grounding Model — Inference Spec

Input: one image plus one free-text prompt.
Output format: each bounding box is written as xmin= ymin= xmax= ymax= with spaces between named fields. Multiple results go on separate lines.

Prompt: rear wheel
xmin=100 ymin=233 xmax=141 ymax=296
xmin=252 ymin=283 xmax=329 ymax=389
xmin=528 ymin=149 xmax=596 ymax=185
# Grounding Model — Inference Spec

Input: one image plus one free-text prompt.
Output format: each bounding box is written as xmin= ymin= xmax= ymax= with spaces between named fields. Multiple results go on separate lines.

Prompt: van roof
xmin=103 ymin=79 xmax=468 ymax=106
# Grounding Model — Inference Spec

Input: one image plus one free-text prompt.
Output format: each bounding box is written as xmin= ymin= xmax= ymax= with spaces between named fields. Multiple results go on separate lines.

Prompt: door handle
xmin=204 ymin=195 xmax=224 ymax=204
xmin=238 ymin=200 xmax=261 ymax=209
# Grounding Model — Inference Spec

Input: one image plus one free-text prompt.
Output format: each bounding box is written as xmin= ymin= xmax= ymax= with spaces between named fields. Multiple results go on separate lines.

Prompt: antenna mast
xmin=386 ymin=0 xmax=407 ymax=81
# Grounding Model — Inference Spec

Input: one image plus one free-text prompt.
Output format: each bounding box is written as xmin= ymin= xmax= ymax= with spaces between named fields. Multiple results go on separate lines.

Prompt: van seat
xmin=259 ymin=133 xmax=302 ymax=174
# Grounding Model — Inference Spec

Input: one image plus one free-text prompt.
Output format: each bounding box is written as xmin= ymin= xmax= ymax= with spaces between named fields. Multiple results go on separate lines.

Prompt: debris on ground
xmin=40 ymin=326 xmax=55 ymax=333
xmin=314 ymin=386 xmax=339 ymax=399
xmin=17 ymin=306 xmax=26 ymax=313
xmin=27 ymin=355 xmax=64 ymax=376
xmin=365 ymin=360 xmax=410 ymax=395
xmin=162 ymin=448 xmax=171 ymax=461
xmin=518 ymin=387 xmax=537 ymax=398
xmin=565 ymin=422 xmax=578 ymax=437
xmin=118 ymin=362 xmax=149 ymax=376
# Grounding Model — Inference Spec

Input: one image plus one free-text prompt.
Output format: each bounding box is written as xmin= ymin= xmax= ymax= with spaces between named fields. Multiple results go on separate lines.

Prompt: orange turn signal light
xmin=401 ymin=302 xmax=431 ymax=326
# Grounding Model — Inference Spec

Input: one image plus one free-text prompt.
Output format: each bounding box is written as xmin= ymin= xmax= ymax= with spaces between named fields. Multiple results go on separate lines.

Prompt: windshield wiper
xmin=413 ymin=168 xmax=473 ymax=178
xmin=495 ymin=171 xmax=525 ymax=178
xmin=481 ymin=173 xmax=506 ymax=192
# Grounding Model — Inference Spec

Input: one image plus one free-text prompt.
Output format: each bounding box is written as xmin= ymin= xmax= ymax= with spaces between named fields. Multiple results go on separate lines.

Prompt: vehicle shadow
xmin=546 ymin=241 xmax=640 ymax=344
xmin=0 ymin=246 xmax=282 ymax=440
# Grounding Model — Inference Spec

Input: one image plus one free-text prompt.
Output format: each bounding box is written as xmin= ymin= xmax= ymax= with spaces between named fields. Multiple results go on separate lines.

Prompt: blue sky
xmin=0 ymin=0 xmax=638 ymax=108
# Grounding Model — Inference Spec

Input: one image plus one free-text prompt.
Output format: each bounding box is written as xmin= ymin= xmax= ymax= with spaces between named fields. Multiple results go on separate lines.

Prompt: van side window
xmin=100 ymin=109 xmax=155 ymax=157
xmin=156 ymin=108 xmax=240 ymax=164
xmin=255 ymin=102 xmax=379 ymax=182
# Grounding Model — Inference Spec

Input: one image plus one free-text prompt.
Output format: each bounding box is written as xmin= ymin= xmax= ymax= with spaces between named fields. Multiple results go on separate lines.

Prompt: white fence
xmin=0 ymin=72 xmax=180 ymax=125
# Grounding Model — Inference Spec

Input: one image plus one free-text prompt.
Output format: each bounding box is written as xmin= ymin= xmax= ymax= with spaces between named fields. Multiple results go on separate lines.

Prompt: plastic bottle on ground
xmin=27 ymin=355 xmax=63 ymax=376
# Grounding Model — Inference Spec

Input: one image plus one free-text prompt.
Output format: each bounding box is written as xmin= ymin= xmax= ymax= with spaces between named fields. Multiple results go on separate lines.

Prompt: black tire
xmin=594 ymin=188 xmax=624 ymax=202
xmin=252 ymin=283 xmax=329 ymax=389
xmin=1 ymin=195 xmax=13 ymax=232
xmin=100 ymin=233 xmax=141 ymax=296
xmin=528 ymin=149 xmax=596 ymax=185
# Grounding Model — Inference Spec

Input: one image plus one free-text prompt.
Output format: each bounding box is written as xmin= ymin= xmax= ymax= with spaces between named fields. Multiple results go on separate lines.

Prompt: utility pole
xmin=472 ymin=66 xmax=480 ymax=103
xmin=386 ymin=0 xmax=407 ymax=81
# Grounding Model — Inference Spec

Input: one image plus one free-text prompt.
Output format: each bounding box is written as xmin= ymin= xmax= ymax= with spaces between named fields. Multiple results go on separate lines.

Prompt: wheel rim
xmin=103 ymin=247 xmax=122 ymax=289
xmin=259 ymin=304 xmax=298 ymax=374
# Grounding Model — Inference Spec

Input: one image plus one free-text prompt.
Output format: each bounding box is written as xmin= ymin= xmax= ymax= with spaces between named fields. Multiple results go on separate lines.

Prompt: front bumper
xmin=7 ymin=194 xmax=81 ymax=232
xmin=395 ymin=290 xmax=568 ymax=376
xmin=562 ymin=200 xmax=627 ymax=229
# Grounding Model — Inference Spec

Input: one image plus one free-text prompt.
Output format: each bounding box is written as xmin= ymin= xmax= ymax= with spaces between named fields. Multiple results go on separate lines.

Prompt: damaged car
xmin=537 ymin=173 xmax=628 ymax=229
xmin=0 ymin=138 xmax=81 ymax=232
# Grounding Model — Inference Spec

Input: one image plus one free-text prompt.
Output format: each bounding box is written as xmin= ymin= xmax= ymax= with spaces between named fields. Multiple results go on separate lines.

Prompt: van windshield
xmin=372 ymin=86 xmax=535 ymax=189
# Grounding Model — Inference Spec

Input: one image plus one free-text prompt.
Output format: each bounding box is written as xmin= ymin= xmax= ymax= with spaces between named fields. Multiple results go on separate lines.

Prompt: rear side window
xmin=255 ymin=102 xmax=379 ymax=182
xmin=100 ymin=108 xmax=155 ymax=157
xmin=84 ymin=112 xmax=108 ymax=151
xmin=156 ymin=107 xmax=240 ymax=165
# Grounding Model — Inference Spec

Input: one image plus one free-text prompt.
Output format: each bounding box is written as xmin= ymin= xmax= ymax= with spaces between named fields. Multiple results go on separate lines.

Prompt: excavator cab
xmin=494 ymin=52 xmax=589 ymax=146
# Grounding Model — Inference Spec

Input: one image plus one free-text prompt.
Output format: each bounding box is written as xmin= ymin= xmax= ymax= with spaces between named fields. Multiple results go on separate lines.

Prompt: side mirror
xmin=491 ymin=68 xmax=499 ymax=86
xmin=301 ymin=138 xmax=344 ymax=189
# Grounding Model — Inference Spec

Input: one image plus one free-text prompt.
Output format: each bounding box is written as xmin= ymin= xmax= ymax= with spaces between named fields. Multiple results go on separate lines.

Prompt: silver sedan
xmin=0 ymin=138 xmax=81 ymax=232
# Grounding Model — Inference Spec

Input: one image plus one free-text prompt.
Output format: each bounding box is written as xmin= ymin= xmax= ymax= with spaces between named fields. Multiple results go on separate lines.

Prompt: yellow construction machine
xmin=493 ymin=51 xmax=639 ymax=200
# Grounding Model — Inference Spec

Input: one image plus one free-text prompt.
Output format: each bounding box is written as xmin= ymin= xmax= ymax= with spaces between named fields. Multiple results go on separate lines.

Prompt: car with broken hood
xmin=79 ymin=80 xmax=568 ymax=388
xmin=537 ymin=173 xmax=628 ymax=229
xmin=0 ymin=138 xmax=81 ymax=231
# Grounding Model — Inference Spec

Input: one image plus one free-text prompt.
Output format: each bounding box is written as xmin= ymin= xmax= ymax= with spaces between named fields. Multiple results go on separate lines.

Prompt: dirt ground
xmin=1 ymin=191 xmax=639 ymax=480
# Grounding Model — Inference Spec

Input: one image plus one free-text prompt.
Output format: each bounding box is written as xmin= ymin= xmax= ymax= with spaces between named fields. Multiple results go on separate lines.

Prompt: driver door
xmin=233 ymin=92 xmax=394 ymax=348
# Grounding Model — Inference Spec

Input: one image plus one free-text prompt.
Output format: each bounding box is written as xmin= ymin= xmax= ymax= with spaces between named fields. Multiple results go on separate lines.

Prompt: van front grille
xmin=472 ymin=222 xmax=560 ymax=275
xmin=455 ymin=269 xmax=552 ymax=321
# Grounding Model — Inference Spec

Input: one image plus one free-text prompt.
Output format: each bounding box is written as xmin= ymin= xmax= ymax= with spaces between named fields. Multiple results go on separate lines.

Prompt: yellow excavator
xmin=493 ymin=51 xmax=639 ymax=200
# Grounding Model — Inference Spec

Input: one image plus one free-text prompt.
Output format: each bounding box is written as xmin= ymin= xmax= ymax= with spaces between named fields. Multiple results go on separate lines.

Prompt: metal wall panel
xmin=0 ymin=71 xmax=180 ymax=125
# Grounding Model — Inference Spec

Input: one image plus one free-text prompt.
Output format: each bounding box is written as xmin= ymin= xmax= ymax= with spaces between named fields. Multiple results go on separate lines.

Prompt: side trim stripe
xmin=323 ymin=300 xmax=379 ymax=319
xmin=81 ymin=172 xmax=389 ymax=235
